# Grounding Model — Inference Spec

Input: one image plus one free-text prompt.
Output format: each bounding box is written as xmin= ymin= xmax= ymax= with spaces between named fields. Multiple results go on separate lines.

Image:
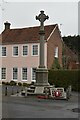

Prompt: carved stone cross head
xmin=36 ymin=10 xmax=49 ymax=23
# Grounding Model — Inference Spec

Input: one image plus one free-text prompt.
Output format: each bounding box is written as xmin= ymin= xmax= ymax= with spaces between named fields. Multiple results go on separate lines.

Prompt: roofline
xmin=2 ymin=24 xmax=57 ymax=31
xmin=47 ymin=24 xmax=58 ymax=42
xmin=0 ymin=41 xmax=40 ymax=45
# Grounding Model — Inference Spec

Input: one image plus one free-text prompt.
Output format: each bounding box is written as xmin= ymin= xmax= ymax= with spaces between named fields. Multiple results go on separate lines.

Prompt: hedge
xmin=48 ymin=70 xmax=80 ymax=92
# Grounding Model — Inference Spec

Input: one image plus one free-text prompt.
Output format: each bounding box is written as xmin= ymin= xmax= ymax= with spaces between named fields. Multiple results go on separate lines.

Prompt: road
xmin=1 ymin=92 xmax=80 ymax=119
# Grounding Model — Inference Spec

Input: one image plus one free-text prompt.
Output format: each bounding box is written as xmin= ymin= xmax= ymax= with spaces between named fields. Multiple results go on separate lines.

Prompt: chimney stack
xmin=4 ymin=21 xmax=11 ymax=30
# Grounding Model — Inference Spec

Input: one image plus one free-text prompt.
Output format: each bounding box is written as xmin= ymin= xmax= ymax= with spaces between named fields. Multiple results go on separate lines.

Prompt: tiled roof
xmin=0 ymin=24 xmax=57 ymax=45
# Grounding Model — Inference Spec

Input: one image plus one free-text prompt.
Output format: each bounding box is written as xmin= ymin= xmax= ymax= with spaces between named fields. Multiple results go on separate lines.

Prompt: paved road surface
xmin=0 ymin=85 xmax=80 ymax=119
xmin=1 ymin=92 xmax=80 ymax=119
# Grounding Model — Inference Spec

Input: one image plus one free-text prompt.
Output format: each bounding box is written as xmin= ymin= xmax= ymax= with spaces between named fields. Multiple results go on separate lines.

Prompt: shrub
xmin=18 ymin=82 xmax=22 ymax=86
xmin=2 ymin=81 xmax=6 ymax=85
xmin=23 ymin=83 xmax=28 ymax=87
xmin=10 ymin=81 xmax=17 ymax=86
xmin=23 ymin=82 xmax=31 ymax=87
xmin=5 ymin=82 xmax=10 ymax=85
xmin=30 ymin=81 xmax=35 ymax=85
xmin=48 ymin=70 xmax=80 ymax=92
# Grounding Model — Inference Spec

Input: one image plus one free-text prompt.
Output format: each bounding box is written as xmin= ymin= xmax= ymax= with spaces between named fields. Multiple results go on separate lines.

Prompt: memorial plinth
xmin=36 ymin=68 xmax=49 ymax=86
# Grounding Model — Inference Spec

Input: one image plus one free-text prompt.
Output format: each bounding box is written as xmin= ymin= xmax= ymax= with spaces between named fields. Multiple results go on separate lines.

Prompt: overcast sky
xmin=0 ymin=0 xmax=79 ymax=36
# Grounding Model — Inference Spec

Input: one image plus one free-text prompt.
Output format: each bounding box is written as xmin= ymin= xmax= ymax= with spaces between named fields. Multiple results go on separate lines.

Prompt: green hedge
xmin=48 ymin=70 xmax=80 ymax=92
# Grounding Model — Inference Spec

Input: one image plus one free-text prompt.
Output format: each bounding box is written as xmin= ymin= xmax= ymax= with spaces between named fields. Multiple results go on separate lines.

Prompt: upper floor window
xmin=13 ymin=67 xmax=18 ymax=80
xmin=1 ymin=68 xmax=6 ymax=79
xmin=54 ymin=46 xmax=58 ymax=58
xmin=13 ymin=46 xmax=18 ymax=56
xmin=23 ymin=46 xmax=28 ymax=56
xmin=2 ymin=47 xmax=6 ymax=56
xmin=32 ymin=45 xmax=38 ymax=56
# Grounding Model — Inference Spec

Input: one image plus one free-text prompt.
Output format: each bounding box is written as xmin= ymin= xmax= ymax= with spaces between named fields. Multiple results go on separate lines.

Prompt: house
xmin=0 ymin=21 xmax=62 ymax=83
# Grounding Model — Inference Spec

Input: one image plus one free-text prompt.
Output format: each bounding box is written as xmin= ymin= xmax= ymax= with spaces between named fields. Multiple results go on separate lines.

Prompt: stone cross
xmin=35 ymin=10 xmax=49 ymax=86
xmin=36 ymin=10 xmax=49 ymax=68
xmin=36 ymin=10 xmax=49 ymax=31
xmin=36 ymin=10 xmax=49 ymax=23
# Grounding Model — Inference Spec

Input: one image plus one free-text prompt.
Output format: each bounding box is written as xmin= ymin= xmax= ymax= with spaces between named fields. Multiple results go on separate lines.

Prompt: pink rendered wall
xmin=0 ymin=43 xmax=47 ymax=83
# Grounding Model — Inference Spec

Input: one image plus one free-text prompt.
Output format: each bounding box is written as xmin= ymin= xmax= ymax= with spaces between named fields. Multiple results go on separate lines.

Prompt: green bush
xmin=10 ymin=81 xmax=17 ymax=86
xmin=23 ymin=82 xmax=31 ymax=87
xmin=48 ymin=70 xmax=80 ymax=92
xmin=2 ymin=81 xmax=6 ymax=85
xmin=30 ymin=81 xmax=35 ymax=85
xmin=23 ymin=83 xmax=28 ymax=87
xmin=18 ymin=82 xmax=22 ymax=86
xmin=5 ymin=82 xmax=10 ymax=85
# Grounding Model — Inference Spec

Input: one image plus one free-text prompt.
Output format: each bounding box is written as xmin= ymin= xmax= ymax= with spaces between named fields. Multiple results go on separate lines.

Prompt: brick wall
xmin=47 ymin=26 xmax=62 ymax=69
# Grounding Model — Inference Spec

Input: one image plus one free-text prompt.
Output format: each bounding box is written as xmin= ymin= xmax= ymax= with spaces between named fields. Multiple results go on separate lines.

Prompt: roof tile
xmin=0 ymin=24 xmax=56 ymax=44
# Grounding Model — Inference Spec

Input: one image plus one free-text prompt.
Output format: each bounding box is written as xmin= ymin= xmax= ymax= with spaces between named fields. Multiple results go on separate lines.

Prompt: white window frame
xmin=31 ymin=67 xmax=36 ymax=81
xmin=31 ymin=44 xmax=39 ymax=56
xmin=21 ymin=67 xmax=28 ymax=81
xmin=12 ymin=46 xmax=19 ymax=57
xmin=22 ymin=45 xmax=29 ymax=56
xmin=2 ymin=46 xmax=7 ymax=57
xmin=12 ymin=67 xmax=18 ymax=81
xmin=1 ymin=68 xmax=6 ymax=80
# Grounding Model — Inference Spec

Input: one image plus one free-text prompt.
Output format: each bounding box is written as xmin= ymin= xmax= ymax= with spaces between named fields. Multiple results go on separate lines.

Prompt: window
xmin=32 ymin=45 xmax=38 ymax=56
xmin=1 ymin=68 xmax=6 ymax=79
xmin=2 ymin=47 xmax=6 ymax=56
xmin=23 ymin=46 xmax=28 ymax=56
xmin=32 ymin=68 xmax=36 ymax=81
xmin=13 ymin=46 xmax=18 ymax=56
xmin=54 ymin=46 xmax=58 ymax=58
xmin=13 ymin=68 xmax=18 ymax=80
xmin=22 ymin=68 xmax=27 ymax=80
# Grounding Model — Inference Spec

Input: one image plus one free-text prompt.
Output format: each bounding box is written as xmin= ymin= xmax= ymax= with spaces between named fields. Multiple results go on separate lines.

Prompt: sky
xmin=0 ymin=0 xmax=79 ymax=36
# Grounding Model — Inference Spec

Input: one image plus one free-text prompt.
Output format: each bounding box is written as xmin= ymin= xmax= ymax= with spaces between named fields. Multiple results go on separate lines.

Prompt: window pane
xmin=22 ymin=68 xmax=27 ymax=80
xmin=1 ymin=68 xmax=6 ymax=79
xmin=2 ymin=47 xmax=6 ymax=56
xmin=13 ymin=46 xmax=18 ymax=56
xmin=23 ymin=46 xmax=28 ymax=55
xmin=54 ymin=47 xmax=58 ymax=58
xmin=13 ymin=68 xmax=18 ymax=79
xmin=32 ymin=45 xmax=38 ymax=55
xmin=32 ymin=68 xmax=36 ymax=80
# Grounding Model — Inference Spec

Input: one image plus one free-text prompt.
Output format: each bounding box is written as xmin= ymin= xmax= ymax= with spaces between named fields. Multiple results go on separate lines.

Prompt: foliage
xmin=52 ymin=58 xmax=61 ymax=70
xmin=63 ymin=35 xmax=80 ymax=61
xmin=10 ymin=81 xmax=17 ymax=86
xmin=5 ymin=82 xmax=10 ymax=85
xmin=2 ymin=81 xmax=6 ymax=85
xmin=30 ymin=81 xmax=35 ymax=85
xmin=48 ymin=70 xmax=80 ymax=92
xmin=18 ymin=82 xmax=22 ymax=86
xmin=22 ymin=82 xmax=30 ymax=87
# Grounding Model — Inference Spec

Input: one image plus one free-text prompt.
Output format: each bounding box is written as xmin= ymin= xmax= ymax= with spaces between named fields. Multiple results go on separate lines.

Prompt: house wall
xmin=0 ymin=43 xmax=47 ymax=83
xmin=47 ymin=26 xmax=62 ymax=69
